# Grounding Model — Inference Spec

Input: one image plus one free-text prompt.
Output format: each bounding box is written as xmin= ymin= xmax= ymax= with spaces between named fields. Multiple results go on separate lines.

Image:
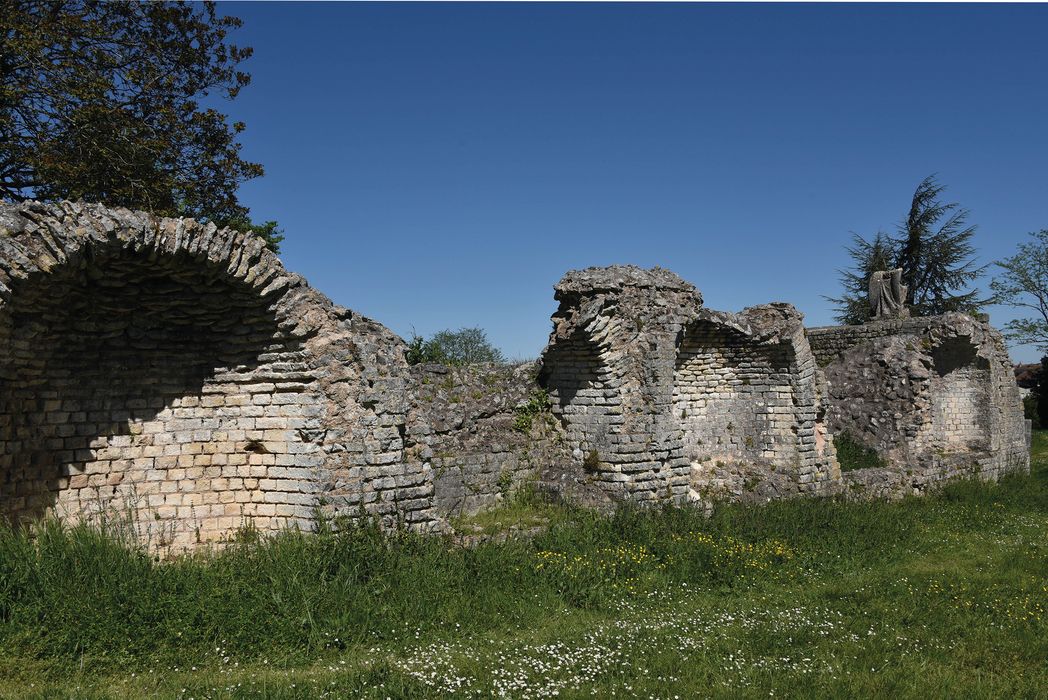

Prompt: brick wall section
xmin=539 ymin=267 xmax=704 ymax=505
xmin=0 ymin=201 xmax=436 ymax=552
xmin=539 ymin=267 xmax=839 ymax=508
xmin=675 ymin=308 xmax=838 ymax=503
xmin=304 ymin=312 xmax=436 ymax=530
xmin=807 ymin=317 xmax=945 ymax=366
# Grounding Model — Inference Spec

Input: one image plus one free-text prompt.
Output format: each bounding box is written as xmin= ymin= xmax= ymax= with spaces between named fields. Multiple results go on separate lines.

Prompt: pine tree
xmin=826 ymin=231 xmax=896 ymax=324
xmin=827 ymin=175 xmax=986 ymax=323
xmin=897 ymin=175 xmax=985 ymax=316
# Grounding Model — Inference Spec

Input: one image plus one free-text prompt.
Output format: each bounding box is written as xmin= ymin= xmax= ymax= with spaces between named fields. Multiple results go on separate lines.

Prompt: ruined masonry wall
xmin=539 ymin=269 xmax=840 ymax=509
xmin=0 ymin=201 xmax=436 ymax=551
xmin=674 ymin=310 xmax=837 ymax=503
xmin=807 ymin=318 xmax=947 ymax=366
xmin=0 ymin=202 xmax=1032 ymax=547
xmin=815 ymin=314 xmax=1028 ymax=498
xmin=405 ymin=362 xmax=573 ymax=518
xmin=675 ymin=322 xmax=799 ymax=464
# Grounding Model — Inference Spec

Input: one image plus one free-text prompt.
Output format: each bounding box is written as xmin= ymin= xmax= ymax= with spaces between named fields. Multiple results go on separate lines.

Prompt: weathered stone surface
xmin=0 ymin=203 xmax=1030 ymax=549
xmin=0 ymin=200 xmax=436 ymax=552
xmin=538 ymin=266 xmax=839 ymax=510
xmin=869 ymin=268 xmax=909 ymax=319
xmin=811 ymin=313 xmax=1029 ymax=498
xmin=404 ymin=362 xmax=574 ymax=518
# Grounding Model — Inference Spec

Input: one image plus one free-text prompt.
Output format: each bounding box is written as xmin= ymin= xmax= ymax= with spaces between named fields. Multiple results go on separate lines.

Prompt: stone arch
xmin=0 ymin=202 xmax=325 ymax=548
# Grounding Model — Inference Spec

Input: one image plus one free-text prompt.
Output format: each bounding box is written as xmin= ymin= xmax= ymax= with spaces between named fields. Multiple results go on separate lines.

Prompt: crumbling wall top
xmin=722 ymin=303 xmax=807 ymax=344
xmin=554 ymin=265 xmax=702 ymax=302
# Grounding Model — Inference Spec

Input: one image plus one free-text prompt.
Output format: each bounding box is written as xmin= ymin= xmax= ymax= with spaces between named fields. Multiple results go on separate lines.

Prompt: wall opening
xmin=0 ymin=246 xmax=315 ymax=546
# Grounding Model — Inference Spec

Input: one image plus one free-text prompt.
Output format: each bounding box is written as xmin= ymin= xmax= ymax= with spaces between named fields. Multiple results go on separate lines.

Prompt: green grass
xmin=450 ymin=488 xmax=564 ymax=536
xmin=1 ymin=434 xmax=1046 ymax=698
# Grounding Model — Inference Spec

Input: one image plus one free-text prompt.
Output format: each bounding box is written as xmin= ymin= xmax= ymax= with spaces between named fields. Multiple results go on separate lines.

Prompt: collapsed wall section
xmin=675 ymin=306 xmax=838 ymax=503
xmin=404 ymin=362 xmax=573 ymax=519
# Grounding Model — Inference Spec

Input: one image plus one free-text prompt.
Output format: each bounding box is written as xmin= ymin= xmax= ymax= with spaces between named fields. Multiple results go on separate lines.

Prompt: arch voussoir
xmin=0 ymin=200 xmax=436 ymax=551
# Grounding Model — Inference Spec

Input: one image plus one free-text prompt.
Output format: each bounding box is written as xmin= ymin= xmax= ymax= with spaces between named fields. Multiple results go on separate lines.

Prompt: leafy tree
xmin=990 ymin=230 xmax=1048 ymax=352
xmin=1025 ymin=393 xmax=1040 ymax=429
xmin=0 ymin=1 xmax=281 ymax=250
xmin=827 ymin=175 xmax=985 ymax=323
xmin=406 ymin=328 xmax=505 ymax=367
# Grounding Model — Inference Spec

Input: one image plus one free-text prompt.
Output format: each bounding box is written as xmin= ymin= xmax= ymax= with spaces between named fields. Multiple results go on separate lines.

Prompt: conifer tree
xmin=828 ymin=175 xmax=985 ymax=323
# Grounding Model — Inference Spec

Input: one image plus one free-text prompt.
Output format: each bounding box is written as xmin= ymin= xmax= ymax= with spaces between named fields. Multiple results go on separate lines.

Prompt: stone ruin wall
xmin=0 ymin=201 xmax=437 ymax=550
xmin=808 ymin=316 xmax=1029 ymax=498
xmin=537 ymin=268 xmax=840 ymax=509
xmin=405 ymin=361 xmax=573 ymax=519
xmin=0 ymin=201 xmax=1031 ymax=549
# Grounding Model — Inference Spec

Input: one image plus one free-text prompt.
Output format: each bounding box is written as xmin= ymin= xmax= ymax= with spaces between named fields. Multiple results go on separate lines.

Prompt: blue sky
xmin=218 ymin=2 xmax=1048 ymax=363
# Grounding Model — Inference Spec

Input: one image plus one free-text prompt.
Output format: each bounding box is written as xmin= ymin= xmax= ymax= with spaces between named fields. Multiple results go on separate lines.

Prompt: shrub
xmin=513 ymin=389 xmax=552 ymax=433
xmin=834 ymin=431 xmax=887 ymax=472
xmin=406 ymin=327 xmax=505 ymax=366
xmin=1025 ymin=394 xmax=1040 ymax=429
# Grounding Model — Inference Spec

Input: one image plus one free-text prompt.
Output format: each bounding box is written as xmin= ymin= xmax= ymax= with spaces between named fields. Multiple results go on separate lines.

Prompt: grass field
xmin=1 ymin=434 xmax=1046 ymax=699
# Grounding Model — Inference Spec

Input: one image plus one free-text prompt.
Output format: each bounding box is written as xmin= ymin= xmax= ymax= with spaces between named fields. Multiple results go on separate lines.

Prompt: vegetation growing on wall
xmin=513 ymin=389 xmax=553 ymax=433
xmin=834 ymin=431 xmax=888 ymax=472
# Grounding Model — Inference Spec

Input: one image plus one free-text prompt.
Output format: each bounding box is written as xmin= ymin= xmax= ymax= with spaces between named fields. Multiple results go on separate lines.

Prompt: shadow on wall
xmin=930 ymin=335 xmax=991 ymax=451
xmin=538 ymin=329 xmax=618 ymax=451
xmin=674 ymin=318 xmax=802 ymax=466
xmin=0 ymin=247 xmax=286 ymax=526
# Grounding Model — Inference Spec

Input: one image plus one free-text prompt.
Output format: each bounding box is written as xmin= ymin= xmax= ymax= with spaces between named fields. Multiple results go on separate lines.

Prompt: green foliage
xmin=834 ymin=431 xmax=887 ymax=472
xmin=496 ymin=469 xmax=514 ymax=496
xmin=898 ymin=175 xmax=986 ymax=316
xmin=0 ymin=1 xmax=281 ymax=249
xmin=219 ymin=215 xmax=286 ymax=254
xmin=451 ymin=483 xmax=564 ymax=537
xmin=512 ymin=389 xmax=552 ymax=433
xmin=991 ymin=230 xmax=1048 ymax=352
xmin=1034 ymin=356 xmax=1048 ymax=431
xmin=1024 ymin=394 xmax=1040 ymax=429
xmin=828 ymin=175 xmax=986 ymax=323
xmin=1 ymin=445 xmax=1047 ymax=695
xmin=405 ymin=333 xmax=442 ymax=365
xmin=405 ymin=327 xmax=505 ymax=366
xmin=827 ymin=231 xmax=896 ymax=325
